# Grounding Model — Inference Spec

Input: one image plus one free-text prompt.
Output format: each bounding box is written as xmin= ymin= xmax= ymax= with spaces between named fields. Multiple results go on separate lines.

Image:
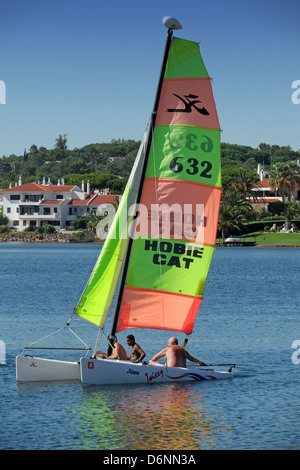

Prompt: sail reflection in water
xmin=71 ymin=383 xmax=231 ymax=450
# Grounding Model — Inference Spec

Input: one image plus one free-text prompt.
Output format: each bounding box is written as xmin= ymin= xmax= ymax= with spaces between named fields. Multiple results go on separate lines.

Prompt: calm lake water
xmin=0 ymin=243 xmax=300 ymax=451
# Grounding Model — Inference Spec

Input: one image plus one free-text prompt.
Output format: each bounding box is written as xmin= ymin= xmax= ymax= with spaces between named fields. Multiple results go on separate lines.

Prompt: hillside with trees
xmin=1 ymin=135 xmax=299 ymax=190
xmin=0 ymin=135 xmax=139 ymax=192
xmin=1 ymin=135 xmax=300 ymax=242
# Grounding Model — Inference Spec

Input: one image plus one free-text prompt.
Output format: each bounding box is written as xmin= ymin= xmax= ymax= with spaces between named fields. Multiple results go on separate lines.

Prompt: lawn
xmin=240 ymin=231 xmax=300 ymax=247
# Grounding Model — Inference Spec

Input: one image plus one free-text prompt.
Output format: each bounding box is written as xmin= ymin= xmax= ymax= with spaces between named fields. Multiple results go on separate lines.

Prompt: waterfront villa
xmin=249 ymin=164 xmax=300 ymax=212
xmin=0 ymin=180 xmax=118 ymax=231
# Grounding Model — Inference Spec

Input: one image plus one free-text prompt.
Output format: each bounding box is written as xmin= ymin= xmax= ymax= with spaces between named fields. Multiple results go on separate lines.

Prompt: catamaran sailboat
xmin=16 ymin=17 xmax=235 ymax=384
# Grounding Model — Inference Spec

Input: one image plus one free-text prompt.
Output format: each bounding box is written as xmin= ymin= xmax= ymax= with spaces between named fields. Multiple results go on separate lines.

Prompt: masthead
xmin=162 ymin=16 xmax=182 ymax=30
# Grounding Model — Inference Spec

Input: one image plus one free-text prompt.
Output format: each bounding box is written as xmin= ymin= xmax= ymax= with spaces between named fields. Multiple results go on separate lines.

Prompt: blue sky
xmin=0 ymin=0 xmax=299 ymax=158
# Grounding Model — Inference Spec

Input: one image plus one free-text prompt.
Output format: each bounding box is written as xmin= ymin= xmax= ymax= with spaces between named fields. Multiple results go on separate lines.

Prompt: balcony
xmin=19 ymin=205 xmax=59 ymax=219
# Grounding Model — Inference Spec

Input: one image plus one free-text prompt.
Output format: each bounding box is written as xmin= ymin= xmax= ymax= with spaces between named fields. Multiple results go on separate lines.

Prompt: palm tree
xmin=231 ymin=169 xmax=259 ymax=201
xmin=218 ymin=200 xmax=249 ymax=241
xmin=87 ymin=210 xmax=102 ymax=235
xmin=269 ymin=161 xmax=300 ymax=201
xmin=282 ymin=202 xmax=300 ymax=230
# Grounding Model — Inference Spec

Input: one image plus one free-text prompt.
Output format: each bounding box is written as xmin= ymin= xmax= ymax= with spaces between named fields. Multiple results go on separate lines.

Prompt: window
xmin=10 ymin=195 xmax=20 ymax=200
xmin=24 ymin=195 xmax=42 ymax=202
xmin=7 ymin=208 xmax=10 ymax=213
xmin=13 ymin=220 xmax=19 ymax=226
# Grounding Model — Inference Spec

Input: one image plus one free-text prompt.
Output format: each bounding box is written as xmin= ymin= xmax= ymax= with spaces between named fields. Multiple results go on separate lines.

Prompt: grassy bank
xmin=241 ymin=232 xmax=300 ymax=247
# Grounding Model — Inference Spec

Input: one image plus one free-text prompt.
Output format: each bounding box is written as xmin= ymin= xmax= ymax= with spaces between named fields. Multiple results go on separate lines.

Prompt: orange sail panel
xmin=117 ymin=37 xmax=221 ymax=334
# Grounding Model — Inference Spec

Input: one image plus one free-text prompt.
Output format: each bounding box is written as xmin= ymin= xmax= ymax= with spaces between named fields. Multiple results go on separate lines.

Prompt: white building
xmin=0 ymin=181 xmax=118 ymax=231
xmin=250 ymin=178 xmax=282 ymax=212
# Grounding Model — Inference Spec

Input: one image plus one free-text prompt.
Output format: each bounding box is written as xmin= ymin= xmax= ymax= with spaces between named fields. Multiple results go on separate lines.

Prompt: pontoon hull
xmin=16 ymin=355 xmax=80 ymax=382
xmin=80 ymin=357 xmax=233 ymax=385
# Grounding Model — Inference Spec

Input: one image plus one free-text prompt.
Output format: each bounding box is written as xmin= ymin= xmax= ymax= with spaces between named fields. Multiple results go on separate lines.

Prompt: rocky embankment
xmin=0 ymin=232 xmax=96 ymax=243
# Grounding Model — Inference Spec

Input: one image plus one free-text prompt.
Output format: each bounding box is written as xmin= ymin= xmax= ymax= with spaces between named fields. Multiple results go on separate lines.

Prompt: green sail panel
xmin=126 ymin=238 xmax=215 ymax=297
xmin=164 ymin=38 xmax=209 ymax=79
xmin=147 ymin=126 xmax=221 ymax=187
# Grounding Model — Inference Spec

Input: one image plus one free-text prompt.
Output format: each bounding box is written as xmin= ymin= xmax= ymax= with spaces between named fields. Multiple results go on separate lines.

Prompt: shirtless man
xmin=95 ymin=337 xmax=127 ymax=360
xmin=126 ymin=334 xmax=146 ymax=362
xmin=149 ymin=337 xmax=206 ymax=368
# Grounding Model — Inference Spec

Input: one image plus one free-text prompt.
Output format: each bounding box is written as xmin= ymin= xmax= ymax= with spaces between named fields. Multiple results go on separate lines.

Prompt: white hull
xmin=16 ymin=355 xmax=80 ymax=382
xmin=80 ymin=357 xmax=233 ymax=385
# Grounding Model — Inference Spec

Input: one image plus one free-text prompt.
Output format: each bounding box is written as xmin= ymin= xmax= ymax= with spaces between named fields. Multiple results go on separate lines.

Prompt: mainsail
xmin=116 ymin=36 xmax=221 ymax=334
xmin=75 ymin=32 xmax=221 ymax=337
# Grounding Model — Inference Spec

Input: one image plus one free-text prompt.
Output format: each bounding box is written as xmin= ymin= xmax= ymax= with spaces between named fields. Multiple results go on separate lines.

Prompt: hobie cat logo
xmin=0 ymin=80 xmax=6 ymax=104
xmin=291 ymin=80 xmax=300 ymax=105
xmin=168 ymin=93 xmax=210 ymax=115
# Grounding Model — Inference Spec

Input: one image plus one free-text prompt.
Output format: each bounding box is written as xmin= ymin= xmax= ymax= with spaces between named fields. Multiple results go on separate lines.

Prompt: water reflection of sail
xmin=72 ymin=383 xmax=225 ymax=450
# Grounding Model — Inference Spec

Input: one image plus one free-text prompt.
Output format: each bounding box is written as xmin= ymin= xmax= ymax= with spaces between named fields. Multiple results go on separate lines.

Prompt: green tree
xmin=55 ymin=134 xmax=68 ymax=151
xmin=282 ymin=202 xmax=300 ymax=230
xmin=218 ymin=204 xmax=248 ymax=240
xmin=222 ymin=168 xmax=259 ymax=200
xmin=269 ymin=161 xmax=300 ymax=201
xmin=86 ymin=210 xmax=103 ymax=234
xmin=0 ymin=207 xmax=8 ymax=226
xmin=218 ymin=187 xmax=253 ymax=240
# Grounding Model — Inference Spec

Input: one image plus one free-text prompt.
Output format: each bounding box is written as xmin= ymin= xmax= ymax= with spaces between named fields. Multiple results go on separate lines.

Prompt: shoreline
xmin=0 ymin=232 xmax=100 ymax=244
xmin=0 ymin=233 xmax=299 ymax=247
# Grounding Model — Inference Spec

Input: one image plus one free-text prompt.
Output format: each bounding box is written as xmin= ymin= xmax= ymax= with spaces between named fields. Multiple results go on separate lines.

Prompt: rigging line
xmin=20 ymin=325 xmax=91 ymax=356
xmin=24 ymin=326 xmax=66 ymax=348
xmin=93 ymin=330 xmax=118 ymax=359
xmin=92 ymin=328 xmax=103 ymax=358
xmin=66 ymin=325 xmax=90 ymax=349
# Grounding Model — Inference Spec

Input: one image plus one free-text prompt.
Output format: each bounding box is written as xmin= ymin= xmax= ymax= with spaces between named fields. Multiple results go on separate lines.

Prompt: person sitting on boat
xmin=126 ymin=335 xmax=146 ymax=363
xmin=149 ymin=337 xmax=206 ymax=368
xmin=95 ymin=337 xmax=127 ymax=360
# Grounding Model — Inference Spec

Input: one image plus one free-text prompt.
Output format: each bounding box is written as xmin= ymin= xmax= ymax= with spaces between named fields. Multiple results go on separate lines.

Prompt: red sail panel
xmin=156 ymin=78 xmax=220 ymax=129
xmin=117 ymin=287 xmax=201 ymax=334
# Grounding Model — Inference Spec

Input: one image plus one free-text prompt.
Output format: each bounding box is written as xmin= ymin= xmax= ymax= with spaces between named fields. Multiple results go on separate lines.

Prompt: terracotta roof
xmin=69 ymin=196 xmax=95 ymax=205
xmin=2 ymin=183 xmax=76 ymax=193
xmin=89 ymin=195 xmax=120 ymax=205
xmin=40 ymin=200 xmax=64 ymax=205
xmin=256 ymin=178 xmax=270 ymax=188
xmin=249 ymin=197 xmax=280 ymax=203
xmin=69 ymin=194 xmax=120 ymax=206
xmin=45 ymin=185 xmax=77 ymax=192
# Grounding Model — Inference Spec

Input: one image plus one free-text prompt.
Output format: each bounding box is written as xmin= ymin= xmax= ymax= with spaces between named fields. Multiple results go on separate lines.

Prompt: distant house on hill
xmin=250 ymin=177 xmax=300 ymax=212
xmin=0 ymin=179 xmax=118 ymax=231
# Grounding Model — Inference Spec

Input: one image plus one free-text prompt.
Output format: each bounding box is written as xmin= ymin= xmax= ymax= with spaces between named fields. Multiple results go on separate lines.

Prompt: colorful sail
xmin=117 ymin=37 xmax=221 ymax=334
xmin=74 ymin=130 xmax=148 ymax=327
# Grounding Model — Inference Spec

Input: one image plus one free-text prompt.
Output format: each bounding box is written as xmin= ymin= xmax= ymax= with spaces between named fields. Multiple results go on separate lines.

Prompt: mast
xmin=107 ymin=19 xmax=182 ymax=353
